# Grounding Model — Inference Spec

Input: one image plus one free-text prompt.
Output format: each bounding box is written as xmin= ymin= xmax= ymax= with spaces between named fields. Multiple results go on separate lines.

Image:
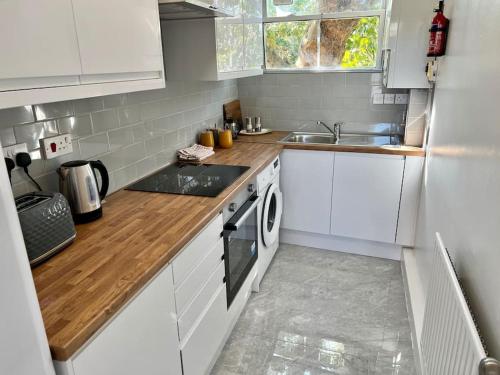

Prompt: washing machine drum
xmin=261 ymin=182 xmax=283 ymax=247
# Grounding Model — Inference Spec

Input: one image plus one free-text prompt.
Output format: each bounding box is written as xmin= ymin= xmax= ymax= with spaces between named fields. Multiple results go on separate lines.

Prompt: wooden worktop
xmin=32 ymin=142 xmax=282 ymax=361
xmin=236 ymin=130 xmax=426 ymax=157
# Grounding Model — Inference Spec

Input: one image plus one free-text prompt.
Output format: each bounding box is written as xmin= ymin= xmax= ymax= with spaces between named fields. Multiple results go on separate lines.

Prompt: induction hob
xmin=126 ymin=163 xmax=250 ymax=197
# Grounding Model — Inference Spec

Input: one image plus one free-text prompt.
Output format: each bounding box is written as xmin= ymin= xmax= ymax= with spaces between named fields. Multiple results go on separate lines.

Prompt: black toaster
xmin=15 ymin=192 xmax=76 ymax=266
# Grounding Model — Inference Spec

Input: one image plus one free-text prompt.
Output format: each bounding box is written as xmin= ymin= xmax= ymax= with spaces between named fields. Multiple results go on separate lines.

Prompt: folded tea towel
xmin=177 ymin=144 xmax=214 ymax=162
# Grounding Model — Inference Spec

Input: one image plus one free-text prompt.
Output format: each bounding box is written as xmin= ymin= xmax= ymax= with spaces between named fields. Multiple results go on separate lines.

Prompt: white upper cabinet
xmin=383 ymin=0 xmax=434 ymax=88
xmin=280 ymin=150 xmax=335 ymax=235
xmin=0 ymin=0 xmax=81 ymax=90
xmin=71 ymin=0 xmax=163 ymax=79
xmin=0 ymin=0 xmax=165 ymax=109
xmin=331 ymin=153 xmax=405 ymax=243
xmin=162 ymin=0 xmax=263 ymax=81
xmin=216 ymin=20 xmax=245 ymax=73
xmin=244 ymin=22 xmax=264 ymax=70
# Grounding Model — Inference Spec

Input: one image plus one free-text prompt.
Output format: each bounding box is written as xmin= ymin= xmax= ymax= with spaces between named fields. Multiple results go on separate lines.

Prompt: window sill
xmin=264 ymin=68 xmax=383 ymax=74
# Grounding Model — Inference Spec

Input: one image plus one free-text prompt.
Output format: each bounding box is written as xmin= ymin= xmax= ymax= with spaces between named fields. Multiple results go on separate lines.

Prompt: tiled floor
xmin=211 ymin=244 xmax=416 ymax=375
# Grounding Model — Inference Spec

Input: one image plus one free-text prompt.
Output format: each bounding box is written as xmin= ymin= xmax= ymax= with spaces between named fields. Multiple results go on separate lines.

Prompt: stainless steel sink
xmin=279 ymin=132 xmax=402 ymax=147
xmin=279 ymin=132 xmax=337 ymax=145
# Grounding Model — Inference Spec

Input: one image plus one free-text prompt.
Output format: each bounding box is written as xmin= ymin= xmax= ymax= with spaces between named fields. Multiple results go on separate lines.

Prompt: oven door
xmin=223 ymin=193 xmax=259 ymax=308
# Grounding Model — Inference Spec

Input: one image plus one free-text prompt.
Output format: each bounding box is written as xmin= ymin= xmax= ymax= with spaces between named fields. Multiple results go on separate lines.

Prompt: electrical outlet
xmin=372 ymin=93 xmax=385 ymax=105
xmin=384 ymin=94 xmax=395 ymax=104
xmin=2 ymin=143 xmax=28 ymax=159
xmin=395 ymin=93 xmax=409 ymax=105
xmin=39 ymin=134 xmax=73 ymax=159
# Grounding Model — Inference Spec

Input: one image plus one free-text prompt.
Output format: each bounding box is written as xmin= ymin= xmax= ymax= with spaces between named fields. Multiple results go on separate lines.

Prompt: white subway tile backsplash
xmin=79 ymin=133 xmax=110 ymax=159
xmin=238 ymin=73 xmax=407 ymax=133
xmin=0 ymin=79 xmax=237 ymax=196
xmin=102 ymin=94 xmax=128 ymax=109
xmin=0 ymin=127 xmax=16 ymax=147
xmin=108 ymin=127 xmax=134 ymax=151
xmin=57 ymin=114 xmax=93 ymax=139
xmin=34 ymin=101 xmax=74 ymax=121
xmin=145 ymin=137 xmax=164 ymax=156
xmin=91 ymin=109 xmax=119 ymax=133
xmin=14 ymin=120 xmax=58 ymax=150
xmin=74 ymin=97 xmax=104 ymax=114
xmin=0 ymin=106 xmax=35 ymax=128
xmin=117 ymin=105 xmax=141 ymax=126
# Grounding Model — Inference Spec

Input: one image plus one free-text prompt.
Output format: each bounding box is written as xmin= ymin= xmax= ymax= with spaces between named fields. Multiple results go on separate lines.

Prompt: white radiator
xmin=420 ymin=233 xmax=487 ymax=375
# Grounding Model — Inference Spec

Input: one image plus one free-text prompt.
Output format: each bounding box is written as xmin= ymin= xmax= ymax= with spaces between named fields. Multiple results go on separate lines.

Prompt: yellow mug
xmin=200 ymin=131 xmax=215 ymax=148
xmin=219 ymin=129 xmax=233 ymax=149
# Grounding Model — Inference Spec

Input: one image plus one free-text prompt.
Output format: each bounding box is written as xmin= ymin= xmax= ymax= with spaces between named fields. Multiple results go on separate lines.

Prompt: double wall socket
xmin=40 ymin=134 xmax=72 ymax=159
xmin=3 ymin=143 xmax=28 ymax=159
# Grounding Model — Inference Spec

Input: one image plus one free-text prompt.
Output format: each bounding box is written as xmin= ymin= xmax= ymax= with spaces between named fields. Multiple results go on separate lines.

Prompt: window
xmin=264 ymin=0 xmax=385 ymax=71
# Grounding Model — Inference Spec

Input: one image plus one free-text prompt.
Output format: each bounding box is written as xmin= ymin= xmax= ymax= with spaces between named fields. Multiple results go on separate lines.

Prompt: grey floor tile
xmin=211 ymin=245 xmax=416 ymax=375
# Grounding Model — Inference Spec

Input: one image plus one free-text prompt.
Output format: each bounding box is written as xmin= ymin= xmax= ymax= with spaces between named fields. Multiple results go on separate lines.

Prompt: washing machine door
xmin=262 ymin=182 xmax=283 ymax=247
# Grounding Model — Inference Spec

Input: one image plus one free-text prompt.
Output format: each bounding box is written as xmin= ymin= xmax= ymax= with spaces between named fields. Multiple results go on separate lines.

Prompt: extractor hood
xmin=159 ymin=0 xmax=233 ymax=20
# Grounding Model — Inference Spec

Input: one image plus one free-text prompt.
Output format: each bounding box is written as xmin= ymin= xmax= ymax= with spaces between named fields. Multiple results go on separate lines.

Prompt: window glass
xmin=320 ymin=16 xmax=379 ymax=69
xmin=267 ymin=0 xmax=384 ymax=18
xmin=264 ymin=20 xmax=316 ymax=69
xmin=265 ymin=16 xmax=379 ymax=70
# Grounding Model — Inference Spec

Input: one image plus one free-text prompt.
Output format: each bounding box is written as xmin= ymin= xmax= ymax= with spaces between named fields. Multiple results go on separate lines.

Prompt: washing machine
xmin=256 ymin=156 xmax=283 ymax=286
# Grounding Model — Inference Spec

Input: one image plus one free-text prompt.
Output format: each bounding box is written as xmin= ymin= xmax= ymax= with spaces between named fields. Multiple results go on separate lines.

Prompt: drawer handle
xmin=221 ymin=254 xmax=225 ymax=261
xmin=220 ymin=231 xmax=224 ymax=238
xmin=223 ymin=276 xmax=227 ymax=284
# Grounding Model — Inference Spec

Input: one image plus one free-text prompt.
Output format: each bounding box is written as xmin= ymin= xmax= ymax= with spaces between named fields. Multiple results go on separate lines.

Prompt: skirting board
xmin=401 ymin=247 xmax=425 ymax=375
xmin=280 ymin=229 xmax=402 ymax=260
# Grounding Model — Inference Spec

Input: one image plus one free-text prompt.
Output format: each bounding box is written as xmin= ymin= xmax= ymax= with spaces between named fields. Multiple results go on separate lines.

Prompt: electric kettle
xmin=58 ymin=160 xmax=109 ymax=223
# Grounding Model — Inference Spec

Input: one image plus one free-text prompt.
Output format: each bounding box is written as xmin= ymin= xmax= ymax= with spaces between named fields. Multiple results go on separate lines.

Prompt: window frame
xmin=262 ymin=1 xmax=386 ymax=73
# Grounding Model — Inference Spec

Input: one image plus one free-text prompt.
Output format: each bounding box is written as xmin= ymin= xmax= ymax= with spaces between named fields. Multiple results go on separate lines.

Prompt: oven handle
xmin=224 ymin=195 xmax=260 ymax=232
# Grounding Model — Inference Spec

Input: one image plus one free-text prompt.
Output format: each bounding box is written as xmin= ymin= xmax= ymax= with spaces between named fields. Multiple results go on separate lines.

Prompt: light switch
xmin=384 ymin=94 xmax=395 ymax=104
xmin=372 ymin=93 xmax=384 ymax=105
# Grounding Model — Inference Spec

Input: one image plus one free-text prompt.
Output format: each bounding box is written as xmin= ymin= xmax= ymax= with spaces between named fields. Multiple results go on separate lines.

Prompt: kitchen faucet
xmin=317 ymin=121 xmax=342 ymax=139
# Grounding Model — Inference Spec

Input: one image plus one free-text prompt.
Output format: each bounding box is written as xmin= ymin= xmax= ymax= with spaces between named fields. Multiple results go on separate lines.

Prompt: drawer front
xmin=178 ymin=261 xmax=225 ymax=342
xmin=172 ymin=214 xmax=223 ymax=286
xmin=175 ymin=238 xmax=224 ymax=315
xmin=181 ymin=282 xmax=228 ymax=375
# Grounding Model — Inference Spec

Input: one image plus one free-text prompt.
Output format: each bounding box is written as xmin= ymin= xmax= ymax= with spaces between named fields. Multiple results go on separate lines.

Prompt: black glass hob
xmin=126 ymin=163 xmax=250 ymax=197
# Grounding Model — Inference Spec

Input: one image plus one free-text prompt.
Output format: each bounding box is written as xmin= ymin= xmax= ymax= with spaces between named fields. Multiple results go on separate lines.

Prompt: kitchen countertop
xmin=32 ymin=142 xmax=282 ymax=361
xmin=236 ymin=130 xmax=426 ymax=157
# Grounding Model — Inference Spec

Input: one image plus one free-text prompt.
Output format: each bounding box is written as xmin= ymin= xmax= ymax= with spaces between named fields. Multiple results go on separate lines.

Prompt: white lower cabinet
xmin=280 ymin=149 xmax=424 ymax=248
xmin=70 ymin=265 xmax=182 ymax=375
xmin=54 ymin=214 xmax=254 ymax=375
xmin=181 ymin=284 xmax=228 ymax=375
xmin=331 ymin=153 xmax=405 ymax=243
xmin=280 ymin=150 xmax=335 ymax=235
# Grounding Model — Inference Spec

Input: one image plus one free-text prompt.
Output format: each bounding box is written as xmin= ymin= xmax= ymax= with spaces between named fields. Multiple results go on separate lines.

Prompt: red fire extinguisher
xmin=427 ymin=0 xmax=449 ymax=57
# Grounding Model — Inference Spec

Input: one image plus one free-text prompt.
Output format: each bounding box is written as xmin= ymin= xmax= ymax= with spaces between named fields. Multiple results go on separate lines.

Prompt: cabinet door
xmin=72 ymin=265 xmax=182 ymax=375
xmin=216 ymin=20 xmax=244 ymax=73
xmin=0 ymin=0 xmax=81 ymax=89
xmin=71 ymin=0 xmax=163 ymax=77
xmin=280 ymin=150 xmax=335 ymax=235
xmin=181 ymin=284 xmax=228 ymax=375
xmin=331 ymin=153 xmax=404 ymax=243
xmin=244 ymin=22 xmax=264 ymax=70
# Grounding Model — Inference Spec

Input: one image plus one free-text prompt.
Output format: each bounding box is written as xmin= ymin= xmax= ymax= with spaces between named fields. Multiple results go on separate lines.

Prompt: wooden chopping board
xmin=223 ymin=100 xmax=243 ymax=128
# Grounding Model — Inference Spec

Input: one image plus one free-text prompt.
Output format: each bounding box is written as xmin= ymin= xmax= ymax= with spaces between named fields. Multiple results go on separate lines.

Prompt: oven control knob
xmin=229 ymin=203 xmax=238 ymax=212
xmin=248 ymin=184 xmax=255 ymax=193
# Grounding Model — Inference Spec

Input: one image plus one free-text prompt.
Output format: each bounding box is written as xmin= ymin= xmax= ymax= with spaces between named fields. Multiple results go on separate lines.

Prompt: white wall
xmin=0 ymin=142 xmax=55 ymax=375
xmin=414 ymin=0 xmax=500 ymax=357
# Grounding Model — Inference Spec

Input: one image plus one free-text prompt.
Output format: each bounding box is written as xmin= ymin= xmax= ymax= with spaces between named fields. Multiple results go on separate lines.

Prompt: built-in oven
xmin=223 ymin=192 xmax=259 ymax=308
